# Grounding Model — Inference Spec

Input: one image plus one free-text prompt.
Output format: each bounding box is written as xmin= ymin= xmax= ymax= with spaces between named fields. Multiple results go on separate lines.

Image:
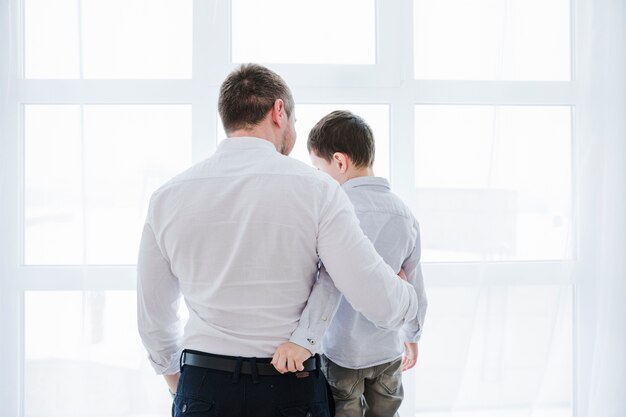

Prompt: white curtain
xmin=576 ymin=0 xmax=626 ymax=416
xmin=0 ymin=0 xmax=19 ymax=415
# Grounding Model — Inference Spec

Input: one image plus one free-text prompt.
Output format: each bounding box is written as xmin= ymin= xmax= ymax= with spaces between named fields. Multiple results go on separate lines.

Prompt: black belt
xmin=181 ymin=350 xmax=319 ymax=376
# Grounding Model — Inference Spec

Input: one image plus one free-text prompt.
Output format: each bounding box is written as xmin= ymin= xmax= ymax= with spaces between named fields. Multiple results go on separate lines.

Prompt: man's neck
xmin=228 ymin=123 xmax=280 ymax=152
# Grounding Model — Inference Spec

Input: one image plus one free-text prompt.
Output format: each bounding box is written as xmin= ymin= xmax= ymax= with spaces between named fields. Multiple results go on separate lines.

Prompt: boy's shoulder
xmin=343 ymin=176 xmax=417 ymax=224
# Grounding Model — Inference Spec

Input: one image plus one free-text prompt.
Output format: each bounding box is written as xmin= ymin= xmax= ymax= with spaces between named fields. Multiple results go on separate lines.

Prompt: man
xmin=137 ymin=63 xmax=418 ymax=417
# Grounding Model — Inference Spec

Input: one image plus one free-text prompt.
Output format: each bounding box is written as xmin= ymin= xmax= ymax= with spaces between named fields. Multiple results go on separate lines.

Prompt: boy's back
xmin=304 ymin=109 xmax=427 ymax=416
xmin=323 ymin=176 xmax=426 ymax=368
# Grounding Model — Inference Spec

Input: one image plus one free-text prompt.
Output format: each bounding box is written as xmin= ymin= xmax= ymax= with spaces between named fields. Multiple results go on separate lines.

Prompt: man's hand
xmin=402 ymin=342 xmax=418 ymax=372
xmin=164 ymin=372 xmax=180 ymax=395
xmin=271 ymin=342 xmax=313 ymax=374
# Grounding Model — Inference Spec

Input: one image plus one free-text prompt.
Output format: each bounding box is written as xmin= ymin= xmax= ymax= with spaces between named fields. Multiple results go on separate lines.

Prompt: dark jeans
xmin=173 ymin=354 xmax=334 ymax=417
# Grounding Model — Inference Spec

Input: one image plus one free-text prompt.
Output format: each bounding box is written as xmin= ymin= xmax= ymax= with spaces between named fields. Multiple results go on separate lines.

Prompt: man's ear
xmin=332 ymin=152 xmax=349 ymax=174
xmin=271 ymin=99 xmax=285 ymax=127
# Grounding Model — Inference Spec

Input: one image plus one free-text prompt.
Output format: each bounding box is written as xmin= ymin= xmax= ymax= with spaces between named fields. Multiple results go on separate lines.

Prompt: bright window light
xmin=413 ymin=0 xmax=571 ymax=80
xmin=25 ymin=291 xmax=172 ymax=417
xmin=81 ymin=0 xmax=192 ymax=78
xmin=414 ymin=105 xmax=572 ymax=261
xmin=414 ymin=285 xmax=573 ymax=417
xmin=24 ymin=105 xmax=83 ymax=264
xmin=232 ymin=0 xmax=376 ymax=64
xmin=24 ymin=105 xmax=192 ymax=265
xmin=24 ymin=0 xmax=192 ymax=79
xmin=24 ymin=0 xmax=81 ymax=78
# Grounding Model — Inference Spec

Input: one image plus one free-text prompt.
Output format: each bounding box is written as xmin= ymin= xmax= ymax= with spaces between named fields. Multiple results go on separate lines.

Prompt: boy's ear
xmin=332 ymin=152 xmax=349 ymax=173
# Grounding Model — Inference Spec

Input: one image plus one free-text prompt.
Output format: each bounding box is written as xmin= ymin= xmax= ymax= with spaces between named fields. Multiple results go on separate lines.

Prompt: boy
xmin=298 ymin=110 xmax=427 ymax=416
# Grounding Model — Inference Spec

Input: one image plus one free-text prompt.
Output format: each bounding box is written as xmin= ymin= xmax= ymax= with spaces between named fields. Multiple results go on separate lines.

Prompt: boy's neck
xmin=342 ymin=166 xmax=375 ymax=183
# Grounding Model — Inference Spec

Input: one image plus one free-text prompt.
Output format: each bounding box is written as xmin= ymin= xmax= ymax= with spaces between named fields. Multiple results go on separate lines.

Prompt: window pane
xmin=413 ymin=0 xmax=571 ymax=80
xmin=232 ymin=0 xmax=376 ymax=64
xmin=25 ymin=291 xmax=173 ymax=417
xmin=24 ymin=105 xmax=192 ymax=265
xmin=83 ymin=105 xmax=192 ymax=264
xmin=81 ymin=0 xmax=192 ymax=78
xmin=217 ymin=104 xmax=390 ymax=180
xmin=25 ymin=106 xmax=83 ymax=264
xmin=24 ymin=0 xmax=192 ymax=79
xmin=414 ymin=285 xmax=573 ymax=417
xmin=414 ymin=105 xmax=572 ymax=262
xmin=25 ymin=0 xmax=80 ymax=78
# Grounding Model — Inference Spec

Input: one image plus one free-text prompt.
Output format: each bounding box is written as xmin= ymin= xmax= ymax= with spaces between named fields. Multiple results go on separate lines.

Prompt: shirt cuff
xmin=403 ymin=333 xmax=421 ymax=343
xmin=402 ymin=325 xmax=422 ymax=343
xmin=289 ymin=326 xmax=322 ymax=355
xmin=147 ymin=347 xmax=183 ymax=375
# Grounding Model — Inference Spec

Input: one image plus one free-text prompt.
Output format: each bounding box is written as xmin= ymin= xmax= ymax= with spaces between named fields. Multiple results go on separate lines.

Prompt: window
xmin=25 ymin=105 xmax=192 ymax=265
xmin=232 ymin=0 xmax=376 ymax=65
xmin=416 ymin=285 xmax=572 ymax=417
xmin=413 ymin=0 xmax=571 ymax=80
xmin=414 ymin=105 xmax=572 ymax=262
xmin=25 ymin=0 xmax=192 ymax=78
xmin=25 ymin=291 xmax=172 ymax=417
xmin=1 ymin=1 xmax=576 ymax=416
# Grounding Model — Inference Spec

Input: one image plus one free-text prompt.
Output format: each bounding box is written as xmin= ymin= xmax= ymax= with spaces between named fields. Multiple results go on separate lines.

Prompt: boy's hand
xmin=398 ymin=267 xmax=408 ymax=281
xmin=402 ymin=342 xmax=418 ymax=371
xmin=271 ymin=342 xmax=313 ymax=373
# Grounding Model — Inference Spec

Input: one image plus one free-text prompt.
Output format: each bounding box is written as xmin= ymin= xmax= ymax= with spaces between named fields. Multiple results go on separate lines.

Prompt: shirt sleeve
xmin=401 ymin=221 xmax=428 ymax=343
xmin=289 ymin=266 xmax=342 ymax=353
xmin=137 ymin=220 xmax=183 ymax=375
xmin=316 ymin=183 xmax=418 ymax=333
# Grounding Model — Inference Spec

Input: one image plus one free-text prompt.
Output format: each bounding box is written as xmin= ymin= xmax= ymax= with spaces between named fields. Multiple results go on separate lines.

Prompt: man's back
xmin=144 ymin=137 xmax=337 ymax=359
xmin=323 ymin=176 xmax=425 ymax=369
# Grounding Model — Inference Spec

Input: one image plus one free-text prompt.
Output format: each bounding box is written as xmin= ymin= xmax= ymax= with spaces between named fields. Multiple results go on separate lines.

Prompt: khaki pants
xmin=321 ymin=355 xmax=404 ymax=417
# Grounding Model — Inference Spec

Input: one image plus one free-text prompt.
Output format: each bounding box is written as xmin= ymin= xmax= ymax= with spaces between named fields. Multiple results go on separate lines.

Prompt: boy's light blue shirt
xmin=290 ymin=176 xmax=428 ymax=369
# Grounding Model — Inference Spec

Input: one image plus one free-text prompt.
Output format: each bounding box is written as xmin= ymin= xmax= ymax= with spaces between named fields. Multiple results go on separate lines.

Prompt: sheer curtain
xmin=576 ymin=0 xmax=626 ymax=416
xmin=0 ymin=0 xmax=19 ymax=414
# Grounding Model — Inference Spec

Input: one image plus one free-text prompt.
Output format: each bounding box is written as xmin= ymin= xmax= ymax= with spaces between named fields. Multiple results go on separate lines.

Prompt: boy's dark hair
xmin=307 ymin=110 xmax=375 ymax=168
xmin=218 ymin=63 xmax=294 ymax=133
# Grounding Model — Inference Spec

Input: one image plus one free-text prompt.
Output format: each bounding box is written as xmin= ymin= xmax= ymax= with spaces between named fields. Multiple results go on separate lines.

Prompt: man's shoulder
xmin=148 ymin=159 xmax=208 ymax=199
xmin=149 ymin=155 xmax=339 ymax=204
xmin=251 ymin=154 xmax=340 ymax=193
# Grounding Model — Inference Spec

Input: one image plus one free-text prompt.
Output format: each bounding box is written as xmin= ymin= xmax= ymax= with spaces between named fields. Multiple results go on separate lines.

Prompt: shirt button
xmin=307 ymin=338 xmax=316 ymax=345
xmin=306 ymin=412 xmax=313 ymax=417
xmin=321 ymin=316 xmax=328 ymax=321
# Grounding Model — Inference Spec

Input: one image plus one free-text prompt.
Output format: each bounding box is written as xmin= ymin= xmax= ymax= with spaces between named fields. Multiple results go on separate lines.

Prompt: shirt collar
xmin=216 ymin=137 xmax=278 ymax=153
xmin=342 ymin=176 xmax=390 ymax=190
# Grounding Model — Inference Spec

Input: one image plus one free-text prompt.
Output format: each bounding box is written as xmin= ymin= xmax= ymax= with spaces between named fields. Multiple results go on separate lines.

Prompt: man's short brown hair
xmin=307 ymin=110 xmax=375 ymax=168
xmin=218 ymin=63 xmax=294 ymax=133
